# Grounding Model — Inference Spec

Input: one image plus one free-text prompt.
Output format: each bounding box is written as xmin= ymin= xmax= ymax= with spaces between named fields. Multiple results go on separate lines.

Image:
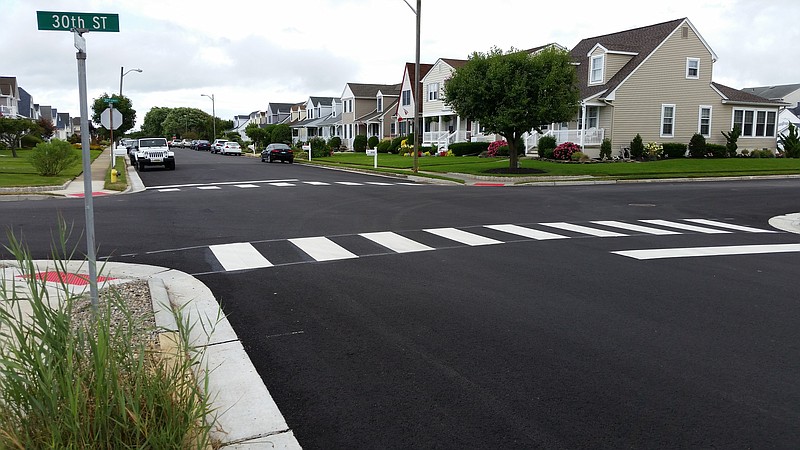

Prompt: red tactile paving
xmin=18 ymin=271 xmax=115 ymax=286
xmin=68 ymin=192 xmax=110 ymax=198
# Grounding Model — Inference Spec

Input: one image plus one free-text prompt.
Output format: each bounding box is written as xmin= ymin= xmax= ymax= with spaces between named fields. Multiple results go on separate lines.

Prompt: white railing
xmin=525 ymin=128 xmax=605 ymax=154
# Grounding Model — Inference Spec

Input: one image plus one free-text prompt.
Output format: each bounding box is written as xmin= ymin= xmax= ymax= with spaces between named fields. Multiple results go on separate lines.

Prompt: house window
xmin=733 ymin=108 xmax=777 ymax=137
xmin=428 ymin=82 xmax=439 ymax=101
xmin=391 ymin=122 xmax=396 ymax=135
xmin=686 ymin=58 xmax=700 ymax=79
xmin=587 ymin=106 xmax=598 ymax=128
xmin=699 ymin=106 xmax=712 ymax=137
xmin=402 ymin=90 xmax=411 ymax=106
xmin=661 ymin=104 xmax=675 ymax=137
xmin=377 ymin=96 xmax=383 ymax=112
xmin=590 ymin=55 xmax=604 ymax=84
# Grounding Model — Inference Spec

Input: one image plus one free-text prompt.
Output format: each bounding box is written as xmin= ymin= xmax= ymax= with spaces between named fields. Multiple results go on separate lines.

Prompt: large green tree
xmin=245 ymin=123 xmax=269 ymax=150
xmin=162 ymin=107 xmax=213 ymax=139
xmin=270 ymin=124 xmax=292 ymax=144
xmin=444 ymin=46 xmax=579 ymax=170
xmin=141 ymin=107 xmax=171 ymax=137
xmin=0 ymin=117 xmax=42 ymax=157
xmin=91 ymin=93 xmax=136 ymax=138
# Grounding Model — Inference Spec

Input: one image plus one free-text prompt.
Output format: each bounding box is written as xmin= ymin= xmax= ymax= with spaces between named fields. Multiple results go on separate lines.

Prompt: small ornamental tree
xmin=721 ymin=125 xmax=741 ymax=157
xmin=599 ymin=138 xmax=612 ymax=160
xmin=445 ymin=46 xmax=579 ymax=171
xmin=537 ymin=135 xmax=557 ymax=158
xmin=688 ymin=133 xmax=707 ymax=158
xmin=353 ymin=134 xmax=367 ymax=152
xmin=29 ymin=139 xmax=78 ymax=176
xmin=779 ymin=123 xmax=800 ymax=158
xmin=630 ymin=134 xmax=644 ymax=159
xmin=328 ymin=136 xmax=341 ymax=151
xmin=367 ymin=135 xmax=379 ymax=149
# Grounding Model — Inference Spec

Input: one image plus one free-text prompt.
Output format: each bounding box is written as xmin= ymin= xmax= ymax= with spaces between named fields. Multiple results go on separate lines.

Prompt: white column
xmin=580 ymin=102 xmax=587 ymax=150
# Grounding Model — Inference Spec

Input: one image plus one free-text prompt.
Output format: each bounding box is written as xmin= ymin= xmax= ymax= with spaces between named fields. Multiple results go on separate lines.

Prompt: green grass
xmin=104 ymin=157 xmax=128 ymax=191
xmin=0 ymin=148 xmax=102 ymax=188
xmin=305 ymin=153 xmax=800 ymax=180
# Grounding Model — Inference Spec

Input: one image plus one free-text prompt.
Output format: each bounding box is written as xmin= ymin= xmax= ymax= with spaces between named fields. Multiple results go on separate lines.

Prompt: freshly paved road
xmin=2 ymin=148 xmax=799 ymax=448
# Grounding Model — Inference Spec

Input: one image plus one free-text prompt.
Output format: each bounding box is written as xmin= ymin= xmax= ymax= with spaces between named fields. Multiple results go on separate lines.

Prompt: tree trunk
xmin=506 ymin=132 xmax=519 ymax=171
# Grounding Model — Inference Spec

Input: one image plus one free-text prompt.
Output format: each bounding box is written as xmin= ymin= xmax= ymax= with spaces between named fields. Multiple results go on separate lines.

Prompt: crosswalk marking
xmin=613 ymin=244 xmax=800 ymax=260
xmin=365 ymin=182 xmax=394 ymax=186
xmin=269 ymin=182 xmax=295 ymax=187
xmin=197 ymin=186 xmax=221 ymax=190
xmin=396 ymin=182 xmax=423 ymax=186
xmin=209 ymin=243 xmax=273 ymax=271
xmin=335 ymin=182 xmax=363 ymax=186
xmin=303 ymin=181 xmax=330 ymax=186
xmin=484 ymin=224 xmax=569 ymax=240
xmin=289 ymin=237 xmax=358 ymax=262
xmin=424 ymin=228 xmax=503 ymax=246
xmin=683 ymin=219 xmax=777 ymax=233
xmin=158 ymin=188 xmax=180 ymax=192
xmin=591 ymin=220 xmax=681 ymax=235
xmin=639 ymin=219 xmax=731 ymax=234
xmin=235 ymin=184 xmax=259 ymax=188
xmin=540 ymin=222 xmax=628 ymax=237
xmin=360 ymin=232 xmax=435 ymax=253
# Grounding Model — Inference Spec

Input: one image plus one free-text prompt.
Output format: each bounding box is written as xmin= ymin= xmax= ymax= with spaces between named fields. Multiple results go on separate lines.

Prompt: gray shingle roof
xmin=348 ymin=83 xmax=401 ymax=98
xmin=712 ymin=82 xmax=786 ymax=105
xmin=741 ymin=83 xmax=800 ymax=101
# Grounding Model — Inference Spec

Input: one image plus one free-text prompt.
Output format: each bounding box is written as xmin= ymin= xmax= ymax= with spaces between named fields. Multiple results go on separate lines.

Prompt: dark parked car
xmin=195 ymin=140 xmax=211 ymax=151
xmin=261 ymin=143 xmax=294 ymax=163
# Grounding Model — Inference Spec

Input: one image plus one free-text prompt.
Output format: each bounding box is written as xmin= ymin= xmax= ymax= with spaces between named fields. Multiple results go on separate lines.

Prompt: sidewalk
xmin=47 ymin=146 xmax=145 ymax=197
xmin=0 ymin=259 xmax=301 ymax=449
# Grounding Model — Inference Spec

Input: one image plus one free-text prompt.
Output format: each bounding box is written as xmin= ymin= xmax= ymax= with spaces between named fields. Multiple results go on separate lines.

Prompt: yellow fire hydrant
xmin=110 ymin=168 xmax=118 ymax=183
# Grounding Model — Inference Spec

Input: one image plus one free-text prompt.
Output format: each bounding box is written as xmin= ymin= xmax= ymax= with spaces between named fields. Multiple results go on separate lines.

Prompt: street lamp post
xmin=119 ymin=66 xmax=142 ymax=96
xmin=403 ymin=0 xmax=421 ymax=173
xmin=201 ymin=93 xmax=215 ymax=140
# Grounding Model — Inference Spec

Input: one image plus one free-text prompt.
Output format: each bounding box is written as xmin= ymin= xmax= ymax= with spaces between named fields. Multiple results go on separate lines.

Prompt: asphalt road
xmin=2 ymin=148 xmax=799 ymax=448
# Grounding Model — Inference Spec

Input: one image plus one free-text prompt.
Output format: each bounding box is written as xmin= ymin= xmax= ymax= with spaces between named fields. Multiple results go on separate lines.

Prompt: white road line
xmin=591 ymin=220 xmax=681 ymax=235
xmin=396 ymin=182 xmax=422 ymax=186
xmin=639 ymin=219 xmax=731 ymax=234
xmin=269 ymin=182 xmax=295 ymax=187
xmin=484 ymin=224 xmax=569 ymax=240
xmin=683 ymin=219 xmax=777 ymax=233
xmin=209 ymin=243 xmax=273 ymax=271
xmin=360 ymin=232 xmax=434 ymax=253
xmin=424 ymin=228 xmax=503 ymax=246
xmin=235 ymin=184 xmax=259 ymax=188
xmin=197 ymin=186 xmax=221 ymax=190
xmin=158 ymin=188 xmax=181 ymax=192
xmin=335 ymin=182 xmax=364 ymax=186
xmin=613 ymin=243 xmax=800 ymax=260
xmin=539 ymin=222 xmax=628 ymax=237
xmin=148 ymin=179 xmax=298 ymax=189
xmin=303 ymin=181 xmax=330 ymax=186
xmin=365 ymin=182 xmax=394 ymax=186
xmin=289 ymin=237 xmax=359 ymax=262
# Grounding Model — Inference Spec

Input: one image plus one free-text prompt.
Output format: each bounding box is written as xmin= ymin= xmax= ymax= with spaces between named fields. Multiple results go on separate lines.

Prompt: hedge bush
xmin=367 ymin=136 xmax=379 ymax=150
xmin=688 ymin=133 xmax=706 ymax=158
xmin=448 ymin=141 xmax=489 ymax=156
xmin=29 ymin=139 xmax=79 ymax=176
xmin=662 ymin=142 xmax=687 ymax=158
xmin=389 ymin=136 xmax=405 ymax=153
xmin=328 ymin=136 xmax=341 ymax=151
xmin=21 ymin=134 xmax=43 ymax=148
xmin=308 ymin=137 xmax=330 ymax=157
xmin=376 ymin=139 xmax=391 ymax=153
xmin=537 ymin=135 xmax=557 ymax=158
xmin=353 ymin=134 xmax=367 ymax=152
xmin=707 ymin=143 xmax=727 ymax=158
xmin=630 ymin=134 xmax=644 ymax=159
xmin=599 ymin=138 xmax=612 ymax=160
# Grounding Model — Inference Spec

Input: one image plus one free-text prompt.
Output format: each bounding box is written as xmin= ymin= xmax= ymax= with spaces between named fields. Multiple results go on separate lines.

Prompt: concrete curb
xmin=1 ymin=260 xmax=301 ymax=449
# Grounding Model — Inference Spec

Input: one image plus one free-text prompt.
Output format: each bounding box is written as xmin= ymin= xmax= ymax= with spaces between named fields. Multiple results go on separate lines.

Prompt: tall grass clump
xmin=0 ymin=225 xmax=214 ymax=449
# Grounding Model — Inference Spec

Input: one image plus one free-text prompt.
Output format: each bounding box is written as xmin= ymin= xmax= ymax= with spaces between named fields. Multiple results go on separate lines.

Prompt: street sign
xmin=37 ymin=11 xmax=120 ymax=32
xmin=100 ymin=107 xmax=123 ymax=130
xmin=104 ymin=98 xmax=119 ymax=104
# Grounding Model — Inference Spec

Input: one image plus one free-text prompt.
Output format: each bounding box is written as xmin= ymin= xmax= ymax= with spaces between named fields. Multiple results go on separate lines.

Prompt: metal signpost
xmin=37 ymin=10 xmax=120 ymax=309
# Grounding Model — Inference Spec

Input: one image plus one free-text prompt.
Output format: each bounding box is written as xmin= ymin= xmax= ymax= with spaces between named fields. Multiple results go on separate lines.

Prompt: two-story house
xmin=266 ymin=102 xmax=295 ymax=125
xmin=355 ymin=85 xmax=401 ymax=142
xmin=565 ymin=18 xmax=784 ymax=157
xmin=340 ymin=83 xmax=401 ymax=149
xmin=395 ymin=62 xmax=433 ymax=137
xmin=291 ymin=96 xmax=338 ymax=143
xmin=0 ymin=77 xmax=20 ymax=118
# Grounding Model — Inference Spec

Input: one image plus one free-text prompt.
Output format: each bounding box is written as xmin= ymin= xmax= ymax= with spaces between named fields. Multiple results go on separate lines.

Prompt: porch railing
xmin=524 ymin=128 xmax=605 ymax=154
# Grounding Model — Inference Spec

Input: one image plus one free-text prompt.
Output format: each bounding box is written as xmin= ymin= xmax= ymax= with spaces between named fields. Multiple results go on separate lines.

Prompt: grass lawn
xmin=0 ymin=148 xmax=102 ymax=188
xmin=104 ymin=157 xmax=128 ymax=191
xmin=305 ymin=153 xmax=800 ymax=180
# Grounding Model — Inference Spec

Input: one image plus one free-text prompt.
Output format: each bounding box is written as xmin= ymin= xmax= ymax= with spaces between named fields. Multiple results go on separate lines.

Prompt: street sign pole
xmin=74 ymin=29 xmax=99 ymax=309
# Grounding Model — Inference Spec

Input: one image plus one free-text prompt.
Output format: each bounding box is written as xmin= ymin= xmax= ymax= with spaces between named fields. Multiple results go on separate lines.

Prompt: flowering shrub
xmin=552 ymin=142 xmax=581 ymax=160
xmin=437 ymin=149 xmax=454 ymax=157
xmin=644 ymin=142 xmax=663 ymax=159
xmin=487 ymin=140 xmax=507 ymax=157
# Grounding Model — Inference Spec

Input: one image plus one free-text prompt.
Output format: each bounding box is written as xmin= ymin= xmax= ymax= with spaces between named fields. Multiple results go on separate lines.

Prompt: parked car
xmin=133 ymin=137 xmax=175 ymax=171
xmin=195 ymin=139 xmax=211 ymax=151
xmin=169 ymin=138 xmax=181 ymax=148
xmin=261 ymin=143 xmax=294 ymax=163
xmin=181 ymin=139 xmax=192 ymax=148
xmin=211 ymin=139 xmax=227 ymax=154
xmin=220 ymin=141 xmax=242 ymax=156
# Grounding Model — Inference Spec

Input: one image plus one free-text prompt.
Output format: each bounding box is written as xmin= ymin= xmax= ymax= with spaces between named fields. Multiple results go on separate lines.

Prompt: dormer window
xmin=686 ymin=58 xmax=700 ymax=79
xmin=590 ymin=55 xmax=604 ymax=84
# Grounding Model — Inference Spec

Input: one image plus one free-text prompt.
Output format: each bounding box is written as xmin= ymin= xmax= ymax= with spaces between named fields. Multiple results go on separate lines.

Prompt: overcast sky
xmin=3 ymin=0 xmax=797 ymax=130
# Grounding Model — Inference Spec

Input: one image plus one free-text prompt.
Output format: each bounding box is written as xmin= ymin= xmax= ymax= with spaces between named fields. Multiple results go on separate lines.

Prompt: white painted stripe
xmin=303 ymin=181 xmax=330 ymax=186
xmin=269 ymin=182 xmax=295 ymax=187
xmin=235 ymin=184 xmax=259 ymax=188
xmin=591 ymin=220 xmax=681 ymax=235
xmin=335 ymin=182 xmax=364 ymax=186
xmin=158 ymin=188 xmax=181 ymax=192
xmin=424 ymin=228 xmax=503 ymax=246
xmin=539 ymin=222 xmax=627 ymax=237
xmin=683 ymin=219 xmax=777 ymax=233
xmin=289 ymin=237 xmax=358 ymax=262
xmin=148 ymin=179 xmax=298 ymax=189
xmin=209 ymin=243 xmax=273 ymax=271
xmin=365 ymin=182 xmax=394 ymax=186
xmin=485 ymin=224 xmax=568 ymax=240
xmin=639 ymin=219 xmax=731 ymax=234
xmin=360 ymin=232 xmax=434 ymax=253
xmin=396 ymin=182 xmax=421 ymax=186
xmin=613 ymin=244 xmax=800 ymax=260
xmin=197 ymin=186 xmax=221 ymax=190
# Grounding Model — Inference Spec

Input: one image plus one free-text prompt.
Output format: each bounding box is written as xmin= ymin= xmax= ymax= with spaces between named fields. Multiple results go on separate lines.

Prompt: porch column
xmin=579 ymin=101 xmax=587 ymax=151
